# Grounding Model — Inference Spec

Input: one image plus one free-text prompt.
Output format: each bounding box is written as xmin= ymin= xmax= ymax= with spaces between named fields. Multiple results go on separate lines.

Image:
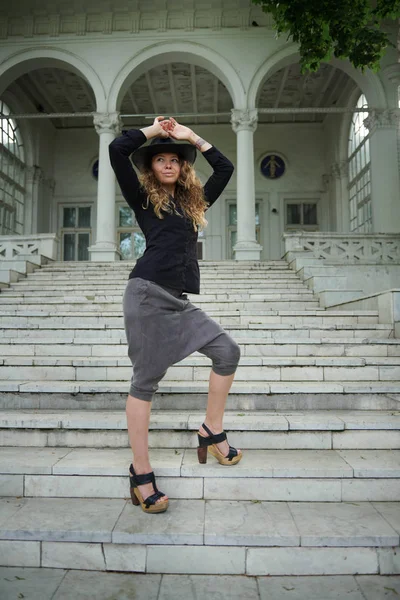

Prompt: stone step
xmin=22 ymin=266 xmax=294 ymax=273
xmin=0 ymin=495 xmax=398 ymax=575
xmin=1 ymin=444 xmax=399 ymax=501
xmin=1 ymin=377 xmax=400 ymax=399
xmin=0 ymin=291 xmax=317 ymax=302
xmin=2 ymin=360 xmax=399 ymax=383
xmin=24 ymin=264 xmax=295 ymax=272
xmin=11 ymin=278 xmax=301 ymax=288
xmin=29 ymin=264 xmax=292 ymax=272
xmin=1 ymin=332 xmax=396 ymax=344
xmin=1 ymin=389 xmax=399 ymax=412
xmin=0 ymin=320 xmax=391 ymax=333
xmin=18 ymin=275 xmax=300 ymax=284
xmin=0 ymin=302 xmax=321 ymax=316
xmin=15 ymin=267 xmax=295 ymax=275
xmin=2 ymin=409 xmax=398 ymax=431
xmin=1 ymin=340 xmax=398 ymax=358
xmin=0 ymin=287 xmax=312 ymax=297
xmin=0 ymin=307 xmax=374 ymax=317
xmin=1 ymin=409 xmax=399 ymax=449
xmin=7 ymin=407 xmax=400 ymax=425
xmin=3 ymin=355 xmax=400 ymax=368
xmin=41 ymin=260 xmax=288 ymax=268
xmin=0 ymin=313 xmax=380 ymax=329
xmin=0 ymin=298 xmax=319 ymax=310
xmin=39 ymin=262 xmax=289 ymax=270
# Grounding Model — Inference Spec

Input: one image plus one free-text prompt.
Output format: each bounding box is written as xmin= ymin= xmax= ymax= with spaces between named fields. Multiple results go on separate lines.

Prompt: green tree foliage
xmin=252 ymin=0 xmax=400 ymax=72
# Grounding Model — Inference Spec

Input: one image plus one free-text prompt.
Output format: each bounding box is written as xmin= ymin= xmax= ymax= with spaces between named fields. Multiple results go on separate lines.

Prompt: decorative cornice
xmin=364 ymin=109 xmax=400 ymax=134
xmin=231 ymin=109 xmax=258 ymax=133
xmin=322 ymin=173 xmax=331 ymax=189
xmin=25 ymin=165 xmax=44 ymax=184
xmin=330 ymin=160 xmax=349 ymax=180
xmin=0 ymin=3 xmax=272 ymax=39
xmin=44 ymin=177 xmax=56 ymax=192
xmin=25 ymin=166 xmax=56 ymax=190
xmin=93 ymin=112 xmax=122 ymax=135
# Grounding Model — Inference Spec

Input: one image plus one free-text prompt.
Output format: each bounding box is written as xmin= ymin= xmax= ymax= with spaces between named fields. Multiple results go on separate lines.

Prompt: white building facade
xmin=0 ymin=0 xmax=399 ymax=264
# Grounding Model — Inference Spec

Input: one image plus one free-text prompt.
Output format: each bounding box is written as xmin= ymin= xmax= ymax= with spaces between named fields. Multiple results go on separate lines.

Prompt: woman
xmin=109 ymin=116 xmax=242 ymax=514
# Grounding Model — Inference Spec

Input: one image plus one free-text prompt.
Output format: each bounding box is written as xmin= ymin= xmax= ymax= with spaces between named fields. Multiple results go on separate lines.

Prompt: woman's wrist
xmin=140 ymin=124 xmax=161 ymax=140
xmin=189 ymin=132 xmax=211 ymax=151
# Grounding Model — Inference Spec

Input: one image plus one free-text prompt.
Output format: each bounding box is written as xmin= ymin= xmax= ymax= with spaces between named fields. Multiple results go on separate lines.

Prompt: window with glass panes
xmin=227 ymin=202 xmax=260 ymax=259
xmin=0 ymin=101 xmax=25 ymax=235
xmin=117 ymin=205 xmax=146 ymax=260
xmin=61 ymin=206 xmax=91 ymax=261
xmin=348 ymin=95 xmax=371 ymax=233
xmin=285 ymin=201 xmax=318 ymax=230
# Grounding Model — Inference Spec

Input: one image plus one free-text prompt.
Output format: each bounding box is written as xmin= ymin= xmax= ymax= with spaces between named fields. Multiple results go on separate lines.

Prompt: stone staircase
xmin=0 ymin=260 xmax=399 ymax=577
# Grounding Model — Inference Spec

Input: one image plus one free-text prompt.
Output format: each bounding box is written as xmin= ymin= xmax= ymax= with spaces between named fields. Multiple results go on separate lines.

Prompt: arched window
xmin=0 ymin=100 xmax=25 ymax=235
xmin=348 ymin=94 xmax=371 ymax=232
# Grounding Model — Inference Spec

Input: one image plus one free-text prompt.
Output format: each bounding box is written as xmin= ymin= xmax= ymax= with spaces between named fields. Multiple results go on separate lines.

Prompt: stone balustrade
xmin=0 ymin=234 xmax=59 ymax=261
xmin=283 ymin=232 xmax=400 ymax=264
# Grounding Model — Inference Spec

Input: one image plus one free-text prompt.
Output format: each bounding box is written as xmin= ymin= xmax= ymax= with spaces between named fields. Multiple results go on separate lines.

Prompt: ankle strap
xmin=130 ymin=465 xmax=155 ymax=487
xmin=200 ymin=423 xmax=227 ymax=445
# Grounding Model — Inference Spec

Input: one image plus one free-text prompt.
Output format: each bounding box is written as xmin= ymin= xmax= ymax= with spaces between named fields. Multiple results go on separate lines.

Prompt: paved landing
xmin=0 ymin=568 xmax=399 ymax=600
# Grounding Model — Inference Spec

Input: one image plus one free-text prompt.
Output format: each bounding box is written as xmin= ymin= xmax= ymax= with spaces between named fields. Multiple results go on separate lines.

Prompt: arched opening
xmin=249 ymin=46 xmax=387 ymax=111
xmin=257 ymin=63 xmax=357 ymax=124
xmin=109 ymin=42 xmax=245 ymax=112
xmin=248 ymin=55 xmax=379 ymax=246
xmin=8 ymin=66 xmax=96 ymax=129
xmin=115 ymin=59 xmax=235 ymax=261
xmin=0 ymin=59 xmax=99 ymax=259
xmin=0 ymin=100 xmax=25 ymax=235
xmin=120 ymin=62 xmax=233 ymax=127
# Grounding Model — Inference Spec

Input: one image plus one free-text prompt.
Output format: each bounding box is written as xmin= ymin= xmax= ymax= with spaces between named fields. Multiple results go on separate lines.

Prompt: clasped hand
xmin=153 ymin=116 xmax=192 ymax=141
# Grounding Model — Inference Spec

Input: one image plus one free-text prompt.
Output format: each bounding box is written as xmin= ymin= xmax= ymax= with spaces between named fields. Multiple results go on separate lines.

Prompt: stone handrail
xmin=0 ymin=234 xmax=59 ymax=260
xmin=283 ymin=232 xmax=400 ymax=263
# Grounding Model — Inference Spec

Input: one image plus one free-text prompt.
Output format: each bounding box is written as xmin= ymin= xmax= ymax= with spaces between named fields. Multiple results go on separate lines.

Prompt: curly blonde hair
xmin=139 ymin=161 xmax=208 ymax=230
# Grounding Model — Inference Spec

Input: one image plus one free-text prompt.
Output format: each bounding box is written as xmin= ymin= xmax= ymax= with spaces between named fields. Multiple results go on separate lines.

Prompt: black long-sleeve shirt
xmin=109 ymin=129 xmax=234 ymax=293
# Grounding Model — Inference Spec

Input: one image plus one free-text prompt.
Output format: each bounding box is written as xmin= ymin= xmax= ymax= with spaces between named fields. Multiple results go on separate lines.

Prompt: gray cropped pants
xmin=123 ymin=277 xmax=241 ymax=402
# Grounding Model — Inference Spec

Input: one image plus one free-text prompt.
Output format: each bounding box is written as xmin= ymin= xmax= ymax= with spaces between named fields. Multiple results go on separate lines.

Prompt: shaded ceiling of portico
xmin=10 ymin=68 xmax=96 ymax=129
xmin=258 ymin=63 xmax=358 ymax=124
xmin=7 ymin=63 xmax=234 ymax=129
xmin=121 ymin=63 xmax=233 ymax=127
xmin=6 ymin=62 xmax=359 ymax=129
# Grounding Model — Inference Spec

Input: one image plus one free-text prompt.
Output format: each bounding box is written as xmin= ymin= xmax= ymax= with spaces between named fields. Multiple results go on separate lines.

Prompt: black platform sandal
xmin=197 ymin=423 xmax=242 ymax=466
xmin=129 ymin=464 xmax=169 ymax=513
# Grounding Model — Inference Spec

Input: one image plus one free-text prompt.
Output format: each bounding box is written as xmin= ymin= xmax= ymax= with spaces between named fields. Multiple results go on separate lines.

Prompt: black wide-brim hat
xmin=131 ymin=136 xmax=197 ymax=172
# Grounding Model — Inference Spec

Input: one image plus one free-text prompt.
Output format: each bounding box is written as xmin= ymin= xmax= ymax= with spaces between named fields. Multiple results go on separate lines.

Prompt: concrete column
xmin=89 ymin=112 xmax=122 ymax=262
xmin=231 ymin=109 xmax=262 ymax=260
xmin=24 ymin=165 xmax=42 ymax=235
xmin=330 ymin=160 xmax=350 ymax=232
xmin=24 ymin=166 xmax=56 ymax=235
xmin=364 ymin=109 xmax=400 ymax=233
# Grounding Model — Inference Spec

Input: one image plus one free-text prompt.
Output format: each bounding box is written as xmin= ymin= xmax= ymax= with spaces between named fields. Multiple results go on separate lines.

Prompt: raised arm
xmin=109 ymin=116 xmax=169 ymax=210
xmin=201 ymin=147 xmax=234 ymax=209
xmin=164 ymin=117 xmax=234 ymax=209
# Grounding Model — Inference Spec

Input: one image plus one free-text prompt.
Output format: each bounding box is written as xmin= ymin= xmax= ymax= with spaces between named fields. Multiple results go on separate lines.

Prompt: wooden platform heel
xmin=197 ymin=422 xmax=242 ymax=466
xmin=129 ymin=464 xmax=169 ymax=513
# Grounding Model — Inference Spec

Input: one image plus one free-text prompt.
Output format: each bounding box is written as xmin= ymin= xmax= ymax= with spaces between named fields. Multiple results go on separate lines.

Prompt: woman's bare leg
xmin=199 ymin=370 xmax=241 ymax=456
xmin=126 ymin=394 xmax=168 ymax=504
